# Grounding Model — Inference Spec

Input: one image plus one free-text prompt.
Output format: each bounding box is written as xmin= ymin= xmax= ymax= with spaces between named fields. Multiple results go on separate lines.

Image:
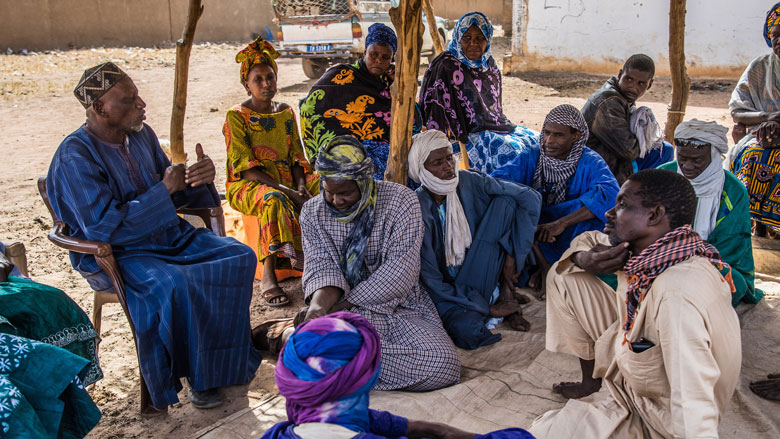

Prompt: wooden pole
xmin=422 ymin=0 xmax=444 ymax=55
xmin=169 ymin=0 xmax=204 ymax=164
xmin=385 ymin=0 xmax=424 ymax=183
xmin=664 ymin=0 xmax=690 ymax=142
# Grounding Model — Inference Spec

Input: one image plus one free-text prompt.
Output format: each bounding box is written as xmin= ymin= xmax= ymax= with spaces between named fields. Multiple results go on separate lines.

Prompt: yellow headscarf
xmin=236 ymin=36 xmax=280 ymax=83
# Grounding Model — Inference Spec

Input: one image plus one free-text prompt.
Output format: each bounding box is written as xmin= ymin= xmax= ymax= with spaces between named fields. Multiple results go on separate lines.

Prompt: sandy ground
xmin=0 ymin=34 xmax=769 ymax=438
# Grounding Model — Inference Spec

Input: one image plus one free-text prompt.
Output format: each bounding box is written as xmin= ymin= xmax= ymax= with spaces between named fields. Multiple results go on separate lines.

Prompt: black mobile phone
xmin=630 ymin=338 xmax=655 ymax=353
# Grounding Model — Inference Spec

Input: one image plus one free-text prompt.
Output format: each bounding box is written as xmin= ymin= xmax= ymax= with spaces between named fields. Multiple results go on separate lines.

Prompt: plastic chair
xmin=37 ymin=176 xmax=226 ymax=415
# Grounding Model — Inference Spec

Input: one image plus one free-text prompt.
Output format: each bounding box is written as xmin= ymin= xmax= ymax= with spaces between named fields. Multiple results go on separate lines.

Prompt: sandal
xmin=262 ymin=286 xmax=290 ymax=307
xmin=252 ymin=318 xmax=295 ymax=356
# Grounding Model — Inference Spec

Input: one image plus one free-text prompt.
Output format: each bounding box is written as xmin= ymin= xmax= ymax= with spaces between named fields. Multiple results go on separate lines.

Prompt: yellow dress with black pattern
xmin=223 ymin=104 xmax=319 ymax=268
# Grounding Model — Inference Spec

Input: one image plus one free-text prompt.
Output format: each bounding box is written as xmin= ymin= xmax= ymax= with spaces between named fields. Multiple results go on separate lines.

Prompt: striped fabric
xmin=300 ymin=181 xmax=461 ymax=391
xmin=47 ymin=125 xmax=261 ymax=407
xmin=622 ymin=225 xmax=734 ymax=340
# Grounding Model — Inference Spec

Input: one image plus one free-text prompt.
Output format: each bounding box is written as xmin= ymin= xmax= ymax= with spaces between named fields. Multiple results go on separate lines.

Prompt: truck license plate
xmin=307 ymin=44 xmax=332 ymax=52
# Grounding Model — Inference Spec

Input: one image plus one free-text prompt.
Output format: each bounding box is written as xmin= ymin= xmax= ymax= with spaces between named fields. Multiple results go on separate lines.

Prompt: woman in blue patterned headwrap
xmin=419 ymin=12 xmax=539 ymax=175
xmin=300 ymin=23 xmax=414 ymax=179
xmin=261 ymin=312 xmax=536 ymax=439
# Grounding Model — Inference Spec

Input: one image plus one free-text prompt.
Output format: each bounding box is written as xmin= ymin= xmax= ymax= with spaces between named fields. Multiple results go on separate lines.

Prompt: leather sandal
xmin=252 ymin=318 xmax=294 ymax=356
xmin=262 ymin=286 xmax=290 ymax=307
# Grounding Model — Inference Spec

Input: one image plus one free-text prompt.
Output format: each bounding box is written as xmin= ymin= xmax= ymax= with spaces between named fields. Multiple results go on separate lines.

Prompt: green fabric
xmin=659 ymin=161 xmax=763 ymax=306
xmin=0 ymin=333 xmax=101 ymax=438
xmin=0 ymin=276 xmax=103 ymax=385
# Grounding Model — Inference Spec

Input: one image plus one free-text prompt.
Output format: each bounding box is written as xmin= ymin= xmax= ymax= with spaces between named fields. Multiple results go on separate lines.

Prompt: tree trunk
xmin=421 ymin=0 xmax=444 ymax=55
xmin=664 ymin=0 xmax=690 ymax=143
xmin=385 ymin=0 xmax=424 ymax=184
xmin=169 ymin=0 xmax=204 ymax=164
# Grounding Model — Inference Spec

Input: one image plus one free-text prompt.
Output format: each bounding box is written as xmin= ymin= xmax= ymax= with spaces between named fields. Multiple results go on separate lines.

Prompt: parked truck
xmin=270 ymin=0 xmax=450 ymax=79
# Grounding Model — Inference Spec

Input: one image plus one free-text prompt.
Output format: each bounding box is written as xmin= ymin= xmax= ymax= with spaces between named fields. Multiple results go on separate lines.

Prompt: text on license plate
xmin=307 ymin=44 xmax=332 ymax=52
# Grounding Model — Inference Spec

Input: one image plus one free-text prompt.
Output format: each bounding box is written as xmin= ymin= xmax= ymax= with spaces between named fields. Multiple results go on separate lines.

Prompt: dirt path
xmin=0 ymin=38 xmax=744 ymax=438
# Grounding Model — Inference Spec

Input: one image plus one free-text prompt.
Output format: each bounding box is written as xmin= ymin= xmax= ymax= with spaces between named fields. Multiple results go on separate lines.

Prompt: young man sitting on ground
xmin=530 ymin=169 xmax=741 ymax=438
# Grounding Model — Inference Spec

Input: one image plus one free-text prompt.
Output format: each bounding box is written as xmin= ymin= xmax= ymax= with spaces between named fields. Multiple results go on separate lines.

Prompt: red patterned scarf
xmin=622 ymin=225 xmax=735 ymax=344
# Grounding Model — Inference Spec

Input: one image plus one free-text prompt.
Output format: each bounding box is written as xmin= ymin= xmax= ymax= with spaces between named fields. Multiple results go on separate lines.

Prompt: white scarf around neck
xmin=410 ymin=130 xmax=472 ymax=267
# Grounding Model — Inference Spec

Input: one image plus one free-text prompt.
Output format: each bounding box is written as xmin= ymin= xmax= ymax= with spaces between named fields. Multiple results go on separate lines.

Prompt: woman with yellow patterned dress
xmin=299 ymin=23 xmax=401 ymax=179
xmin=224 ymin=37 xmax=319 ymax=306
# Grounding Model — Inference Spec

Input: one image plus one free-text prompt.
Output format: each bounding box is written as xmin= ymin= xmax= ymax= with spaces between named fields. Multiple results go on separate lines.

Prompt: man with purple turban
xmin=262 ymin=312 xmax=535 ymax=439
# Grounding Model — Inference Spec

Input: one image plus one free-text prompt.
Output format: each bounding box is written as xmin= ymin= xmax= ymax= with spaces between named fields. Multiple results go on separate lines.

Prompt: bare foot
xmin=512 ymin=291 xmax=530 ymax=305
xmin=552 ymin=379 xmax=602 ymax=399
xmin=527 ymin=270 xmax=547 ymax=300
xmin=750 ymin=373 xmax=780 ymax=401
xmin=490 ymin=299 xmax=520 ymax=318
xmin=506 ymin=311 xmax=530 ymax=332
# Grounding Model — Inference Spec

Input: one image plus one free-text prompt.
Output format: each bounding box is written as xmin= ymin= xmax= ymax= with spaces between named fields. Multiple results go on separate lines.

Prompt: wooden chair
xmin=37 ymin=176 xmax=226 ymax=416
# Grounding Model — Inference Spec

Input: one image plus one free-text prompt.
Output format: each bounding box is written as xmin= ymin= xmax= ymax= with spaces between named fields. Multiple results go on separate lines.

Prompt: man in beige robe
xmin=530 ymin=169 xmax=741 ymax=438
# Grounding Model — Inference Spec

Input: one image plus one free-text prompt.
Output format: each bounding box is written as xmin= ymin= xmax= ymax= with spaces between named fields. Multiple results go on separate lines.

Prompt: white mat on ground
xmin=370 ymin=293 xmax=780 ymax=438
xmin=196 ymin=292 xmax=780 ymax=438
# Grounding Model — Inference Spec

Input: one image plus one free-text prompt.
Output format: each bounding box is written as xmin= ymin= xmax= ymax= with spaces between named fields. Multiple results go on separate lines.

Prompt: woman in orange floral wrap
xmin=224 ymin=37 xmax=319 ymax=306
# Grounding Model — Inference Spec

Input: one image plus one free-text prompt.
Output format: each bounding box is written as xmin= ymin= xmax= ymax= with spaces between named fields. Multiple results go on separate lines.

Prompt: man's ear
xmin=91 ymin=99 xmax=105 ymax=117
xmin=647 ymin=77 xmax=654 ymax=90
xmin=647 ymin=204 xmax=666 ymax=227
xmin=617 ymin=68 xmax=624 ymax=79
xmin=573 ymin=130 xmax=583 ymax=143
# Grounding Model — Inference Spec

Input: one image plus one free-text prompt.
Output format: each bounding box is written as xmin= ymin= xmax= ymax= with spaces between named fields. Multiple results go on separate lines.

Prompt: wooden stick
xmin=664 ymin=0 xmax=690 ymax=143
xmin=385 ymin=0 xmax=424 ymax=183
xmin=422 ymin=0 xmax=444 ymax=55
xmin=169 ymin=0 xmax=204 ymax=164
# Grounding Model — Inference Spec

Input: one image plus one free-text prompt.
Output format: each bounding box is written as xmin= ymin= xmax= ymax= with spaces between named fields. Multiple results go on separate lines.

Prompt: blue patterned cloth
xmin=467 ymin=126 xmax=540 ymax=175
xmin=492 ymin=144 xmax=619 ymax=264
xmin=447 ymin=11 xmax=493 ymax=71
xmin=47 ymin=124 xmax=261 ymax=408
xmin=0 ymin=332 xmax=101 ymax=439
xmin=365 ymin=23 xmax=397 ymax=53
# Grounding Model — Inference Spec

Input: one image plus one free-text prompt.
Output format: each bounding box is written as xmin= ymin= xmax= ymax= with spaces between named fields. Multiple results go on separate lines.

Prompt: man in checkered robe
xmin=299 ymin=136 xmax=461 ymax=391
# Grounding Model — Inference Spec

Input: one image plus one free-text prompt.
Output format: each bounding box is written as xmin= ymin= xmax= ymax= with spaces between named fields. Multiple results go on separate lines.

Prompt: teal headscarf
xmin=316 ymin=137 xmax=377 ymax=287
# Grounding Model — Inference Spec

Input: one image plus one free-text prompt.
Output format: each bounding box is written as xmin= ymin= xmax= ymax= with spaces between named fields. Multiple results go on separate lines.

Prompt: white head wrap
xmin=410 ymin=130 xmax=472 ymax=267
xmin=674 ymin=119 xmax=729 ymax=240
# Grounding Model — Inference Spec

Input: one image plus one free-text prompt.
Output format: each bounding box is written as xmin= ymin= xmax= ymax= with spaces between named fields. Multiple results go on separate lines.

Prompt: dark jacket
xmin=581 ymin=76 xmax=640 ymax=184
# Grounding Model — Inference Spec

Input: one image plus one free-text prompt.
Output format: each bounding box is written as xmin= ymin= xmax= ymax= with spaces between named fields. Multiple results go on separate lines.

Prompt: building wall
xmin=430 ymin=0 xmax=502 ymax=24
xmin=0 ymin=0 xmax=277 ymax=51
xmin=0 ymin=0 xmax=501 ymax=51
xmin=510 ymin=0 xmax=770 ymax=77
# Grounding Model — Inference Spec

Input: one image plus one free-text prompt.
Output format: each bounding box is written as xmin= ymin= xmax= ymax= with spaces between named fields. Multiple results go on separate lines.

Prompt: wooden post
xmin=169 ymin=0 xmax=204 ymax=164
xmin=385 ymin=0 xmax=424 ymax=183
xmin=664 ymin=0 xmax=690 ymax=142
xmin=422 ymin=0 xmax=444 ymax=55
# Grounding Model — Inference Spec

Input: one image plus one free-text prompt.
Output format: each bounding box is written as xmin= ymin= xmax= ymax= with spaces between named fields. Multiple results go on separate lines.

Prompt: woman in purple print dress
xmin=419 ymin=12 xmax=538 ymax=175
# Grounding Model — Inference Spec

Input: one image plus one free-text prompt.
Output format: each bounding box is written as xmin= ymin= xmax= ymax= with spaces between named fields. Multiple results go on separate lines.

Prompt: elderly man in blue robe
xmin=46 ymin=62 xmax=261 ymax=412
xmin=411 ymin=129 xmax=541 ymax=350
xmin=492 ymin=104 xmax=620 ymax=299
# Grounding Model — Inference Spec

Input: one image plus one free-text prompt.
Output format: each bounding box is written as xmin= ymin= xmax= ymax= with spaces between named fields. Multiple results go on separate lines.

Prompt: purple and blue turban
xmin=365 ymin=23 xmax=397 ymax=54
xmin=275 ymin=312 xmax=381 ymax=432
